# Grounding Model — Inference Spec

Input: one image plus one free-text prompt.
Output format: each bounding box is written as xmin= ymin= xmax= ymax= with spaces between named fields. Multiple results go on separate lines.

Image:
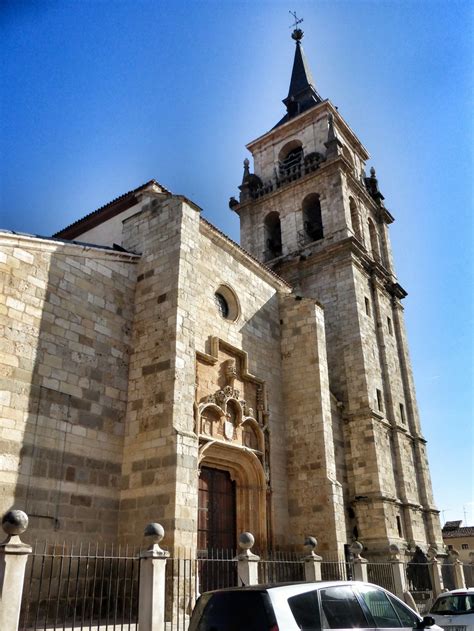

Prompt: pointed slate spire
xmin=276 ymin=27 xmax=323 ymax=127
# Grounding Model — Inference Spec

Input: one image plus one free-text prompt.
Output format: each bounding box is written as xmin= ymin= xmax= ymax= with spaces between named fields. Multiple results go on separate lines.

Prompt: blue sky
xmin=1 ymin=1 xmax=473 ymax=529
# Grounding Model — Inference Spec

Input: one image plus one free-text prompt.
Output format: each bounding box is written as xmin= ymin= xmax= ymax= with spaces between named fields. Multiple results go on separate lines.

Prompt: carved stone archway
xmin=198 ymin=442 xmax=267 ymax=551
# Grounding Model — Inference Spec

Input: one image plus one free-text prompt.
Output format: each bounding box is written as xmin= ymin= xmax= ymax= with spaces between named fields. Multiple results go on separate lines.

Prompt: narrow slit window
xmin=376 ymin=389 xmax=383 ymax=412
xmin=365 ymin=297 xmax=371 ymax=316
xmin=387 ymin=317 xmax=393 ymax=335
xmin=396 ymin=516 xmax=403 ymax=537
xmin=399 ymin=403 xmax=406 ymax=424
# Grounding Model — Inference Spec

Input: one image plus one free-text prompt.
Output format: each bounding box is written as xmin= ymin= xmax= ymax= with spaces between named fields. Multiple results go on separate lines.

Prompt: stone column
xmin=235 ymin=532 xmax=259 ymax=586
xmin=303 ymin=537 xmax=322 ymax=582
xmin=351 ymin=541 xmax=368 ymax=582
xmin=449 ymin=550 xmax=466 ymax=590
xmin=139 ymin=523 xmax=170 ymax=631
xmin=389 ymin=544 xmax=407 ymax=599
xmin=0 ymin=510 xmax=32 ymax=631
xmin=427 ymin=546 xmax=444 ymax=597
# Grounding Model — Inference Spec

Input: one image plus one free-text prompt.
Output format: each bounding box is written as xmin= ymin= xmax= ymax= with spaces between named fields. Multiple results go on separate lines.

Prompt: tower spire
xmin=275 ymin=15 xmax=323 ymax=128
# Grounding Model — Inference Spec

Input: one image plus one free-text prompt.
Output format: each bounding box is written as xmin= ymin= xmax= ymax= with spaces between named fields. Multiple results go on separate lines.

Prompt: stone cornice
xmin=273 ymin=237 xmax=408 ymax=306
xmin=246 ymin=100 xmax=370 ymax=162
xmin=0 ymin=231 xmax=140 ymax=262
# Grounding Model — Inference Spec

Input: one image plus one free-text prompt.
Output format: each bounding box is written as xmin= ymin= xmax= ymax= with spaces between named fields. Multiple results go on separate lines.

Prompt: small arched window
xmin=349 ymin=197 xmax=362 ymax=240
xmin=368 ymin=218 xmax=381 ymax=262
xmin=302 ymin=194 xmax=324 ymax=242
xmin=264 ymin=212 xmax=282 ymax=260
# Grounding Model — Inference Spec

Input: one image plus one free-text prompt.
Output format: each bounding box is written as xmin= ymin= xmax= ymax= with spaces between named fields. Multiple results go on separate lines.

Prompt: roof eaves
xmin=53 ymin=179 xmax=172 ymax=239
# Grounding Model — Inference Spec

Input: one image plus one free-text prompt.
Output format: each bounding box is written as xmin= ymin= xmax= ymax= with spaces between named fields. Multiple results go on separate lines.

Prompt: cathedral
xmin=0 ymin=26 xmax=443 ymax=560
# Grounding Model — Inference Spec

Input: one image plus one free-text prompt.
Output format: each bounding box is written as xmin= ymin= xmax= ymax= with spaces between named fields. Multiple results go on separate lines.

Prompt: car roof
xmin=436 ymin=589 xmax=474 ymax=595
xmin=201 ymin=581 xmax=382 ymax=596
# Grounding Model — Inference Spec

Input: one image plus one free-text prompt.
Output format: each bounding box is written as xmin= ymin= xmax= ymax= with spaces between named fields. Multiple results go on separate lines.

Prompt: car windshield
xmin=431 ymin=594 xmax=474 ymax=615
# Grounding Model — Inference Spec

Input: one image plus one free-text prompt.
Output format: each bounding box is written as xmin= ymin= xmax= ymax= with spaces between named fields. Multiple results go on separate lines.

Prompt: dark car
xmin=189 ymin=581 xmax=440 ymax=631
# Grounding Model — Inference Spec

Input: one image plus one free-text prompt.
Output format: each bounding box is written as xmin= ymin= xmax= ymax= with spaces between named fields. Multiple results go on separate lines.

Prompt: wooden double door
xmin=198 ymin=466 xmax=237 ymax=591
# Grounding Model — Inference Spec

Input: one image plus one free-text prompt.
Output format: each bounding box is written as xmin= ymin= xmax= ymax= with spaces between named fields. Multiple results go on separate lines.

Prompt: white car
xmin=429 ymin=588 xmax=474 ymax=631
xmin=190 ymin=580 xmax=441 ymax=630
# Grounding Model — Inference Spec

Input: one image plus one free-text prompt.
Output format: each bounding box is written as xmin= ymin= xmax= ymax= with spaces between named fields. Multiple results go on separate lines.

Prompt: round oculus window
xmin=214 ymin=285 xmax=240 ymax=321
xmin=214 ymin=292 xmax=229 ymax=318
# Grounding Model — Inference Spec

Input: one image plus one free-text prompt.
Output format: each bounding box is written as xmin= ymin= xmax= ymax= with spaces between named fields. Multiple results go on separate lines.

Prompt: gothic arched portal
xmin=198 ymin=442 xmax=267 ymax=552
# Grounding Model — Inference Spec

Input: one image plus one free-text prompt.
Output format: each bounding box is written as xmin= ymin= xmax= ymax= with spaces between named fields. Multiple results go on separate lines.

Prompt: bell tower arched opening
xmin=264 ymin=211 xmax=282 ymax=260
xmin=302 ymin=193 xmax=324 ymax=242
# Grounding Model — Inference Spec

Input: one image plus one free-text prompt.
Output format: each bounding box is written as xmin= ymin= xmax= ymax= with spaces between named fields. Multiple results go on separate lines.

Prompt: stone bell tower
xmin=230 ymin=24 xmax=443 ymax=556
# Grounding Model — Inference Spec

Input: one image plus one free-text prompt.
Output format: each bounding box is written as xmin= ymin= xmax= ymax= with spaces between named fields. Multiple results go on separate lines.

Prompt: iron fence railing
xmin=463 ymin=563 xmax=474 ymax=588
xmin=441 ymin=560 xmax=456 ymax=591
xmin=196 ymin=548 xmax=237 ymax=593
xmin=258 ymin=550 xmax=305 ymax=584
xmin=367 ymin=562 xmax=396 ymax=593
xmin=22 ymin=542 xmax=466 ymax=630
xmin=20 ymin=542 xmax=140 ymax=631
xmin=405 ymin=561 xmax=433 ymax=614
xmin=321 ymin=560 xmax=348 ymax=581
xmin=165 ymin=554 xmax=198 ymax=631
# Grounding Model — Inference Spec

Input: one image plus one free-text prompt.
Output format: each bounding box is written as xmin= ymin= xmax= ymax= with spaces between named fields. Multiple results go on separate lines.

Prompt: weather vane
xmin=289 ymin=10 xmax=304 ymax=41
xmin=289 ymin=10 xmax=303 ymax=30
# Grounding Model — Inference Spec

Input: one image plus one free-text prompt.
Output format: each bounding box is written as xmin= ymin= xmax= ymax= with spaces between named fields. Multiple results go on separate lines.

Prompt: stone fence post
xmin=351 ymin=541 xmax=368 ymax=582
xmin=139 ymin=523 xmax=170 ymax=631
xmin=389 ymin=544 xmax=408 ymax=599
xmin=235 ymin=532 xmax=259 ymax=586
xmin=303 ymin=536 xmax=322 ymax=582
xmin=389 ymin=545 xmax=419 ymax=612
xmin=0 ymin=509 xmax=32 ymax=631
xmin=449 ymin=549 xmax=466 ymax=590
xmin=427 ymin=546 xmax=444 ymax=597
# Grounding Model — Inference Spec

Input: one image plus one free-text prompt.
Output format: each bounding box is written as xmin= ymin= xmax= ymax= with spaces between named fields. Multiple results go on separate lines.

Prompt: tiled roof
xmin=53 ymin=179 xmax=171 ymax=240
xmin=442 ymin=526 xmax=474 ymax=538
xmin=444 ymin=520 xmax=463 ymax=531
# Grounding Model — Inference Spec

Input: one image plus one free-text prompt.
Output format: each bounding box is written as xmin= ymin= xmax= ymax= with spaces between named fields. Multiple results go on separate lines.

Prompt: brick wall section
xmin=280 ymin=294 xmax=346 ymax=556
xmin=0 ymin=233 xmax=137 ymax=541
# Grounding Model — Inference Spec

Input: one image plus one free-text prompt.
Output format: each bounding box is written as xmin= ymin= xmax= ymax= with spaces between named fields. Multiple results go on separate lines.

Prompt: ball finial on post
xmin=2 ymin=510 xmax=29 ymax=543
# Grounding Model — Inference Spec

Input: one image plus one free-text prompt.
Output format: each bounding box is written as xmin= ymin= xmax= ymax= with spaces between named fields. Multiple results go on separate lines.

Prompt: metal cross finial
xmin=289 ymin=10 xmax=303 ymax=30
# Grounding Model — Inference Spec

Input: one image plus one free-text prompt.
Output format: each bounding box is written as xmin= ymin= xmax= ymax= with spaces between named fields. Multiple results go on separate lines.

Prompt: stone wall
xmin=280 ymin=294 xmax=346 ymax=556
xmin=118 ymin=193 xmax=292 ymax=550
xmin=0 ymin=233 xmax=137 ymax=541
xmin=194 ymin=220 xmax=291 ymax=548
xmin=117 ymin=195 xmax=200 ymax=547
xmin=238 ymin=109 xmax=442 ymax=554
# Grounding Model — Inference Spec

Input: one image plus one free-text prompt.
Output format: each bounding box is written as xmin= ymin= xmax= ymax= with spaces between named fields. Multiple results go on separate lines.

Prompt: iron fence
xmin=258 ymin=550 xmax=305 ymax=584
xmin=21 ymin=542 xmax=462 ymax=631
xmin=441 ymin=560 xmax=456 ymax=591
xmin=463 ymin=563 xmax=474 ymax=588
xmin=367 ymin=562 xmax=396 ymax=593
xmin=196 ymin=548 xmax=237 ymax=593
xmin=20 ymin=542 xmax=140 ymax=631
xmin=405 ymin=562 xmax=433 ymax=614
xmin=321 ymin=560 xmax=348 ymax=581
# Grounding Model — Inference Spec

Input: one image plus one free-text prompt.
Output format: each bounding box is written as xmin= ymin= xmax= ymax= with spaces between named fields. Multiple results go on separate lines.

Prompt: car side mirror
xmin=417 ymin=616 xmax=436 ymax=628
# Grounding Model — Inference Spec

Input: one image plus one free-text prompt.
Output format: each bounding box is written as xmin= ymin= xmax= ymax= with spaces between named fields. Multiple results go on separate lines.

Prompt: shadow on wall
xmin=2 ymin=236 xmax=138 ymax=544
